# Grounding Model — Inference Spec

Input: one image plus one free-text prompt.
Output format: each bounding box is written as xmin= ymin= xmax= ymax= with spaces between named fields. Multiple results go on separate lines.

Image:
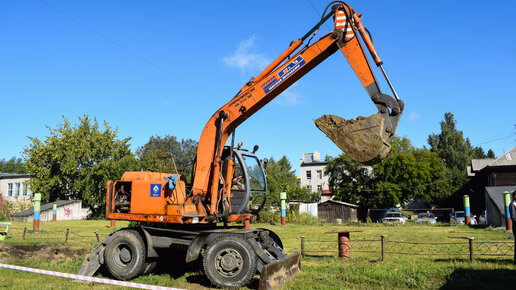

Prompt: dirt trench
xmin=0 ymin=243 xmax=88 ymax=262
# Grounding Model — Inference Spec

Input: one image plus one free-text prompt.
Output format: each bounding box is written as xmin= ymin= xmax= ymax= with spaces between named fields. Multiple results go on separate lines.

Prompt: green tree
xmin=326 ymin=154 xmax=374 ymax=206
xmin=0 ymin=157 xmax=26 ymax=174
xmin=23 ymin=116 xmax=136 ymax=216
xmin=427 ymin=112 xmax=492 ymax=195
xmin=326 ymin=136 xmax=448 ymax=209
xmin=136 ymin=135 xmax=198 ymax=182
xmin=374 ymin=148 xmax=447 ymax=204
xmin=487 ymin=149 xmax=496 ymax=158
xmin=427 ymin=113 xmax=473 ymax=171
xmin=265 ymin=156 xmax=312 ymax=204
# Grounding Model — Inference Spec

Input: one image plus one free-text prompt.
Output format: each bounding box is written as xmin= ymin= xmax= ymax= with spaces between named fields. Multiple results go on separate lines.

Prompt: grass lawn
xmin=1 ymin=220 xmax=515 ymax=289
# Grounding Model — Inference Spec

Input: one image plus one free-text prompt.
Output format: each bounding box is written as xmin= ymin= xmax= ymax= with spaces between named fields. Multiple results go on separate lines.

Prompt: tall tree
xmin=23 ymin=116 xmax=136 ymax=215
xmin=0 ymin=157 xmax=26 ymax=174
xmin=136 ymin=135 xmax=198 ymax=182
xmin=427 ymin=113 xmax=473 ymax=171
xmin=265 ymin=156 xmax=312 ymax=204
xmin=427 ymin=112 xmax=490 ymax=195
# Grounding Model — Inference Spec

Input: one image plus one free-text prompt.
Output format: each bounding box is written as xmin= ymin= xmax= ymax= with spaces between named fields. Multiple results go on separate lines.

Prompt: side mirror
xmin=252 ymin=145 xmax=259 ymax=153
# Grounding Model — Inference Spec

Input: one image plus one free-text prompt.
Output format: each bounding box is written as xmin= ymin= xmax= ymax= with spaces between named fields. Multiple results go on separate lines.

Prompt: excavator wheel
xmin=258 ymin=228 xmax=283 ymax=250
xmin=103 ymin=229 xmax=147 ymax=280
xmin=203 ymin=235 xmax=257 ymax=289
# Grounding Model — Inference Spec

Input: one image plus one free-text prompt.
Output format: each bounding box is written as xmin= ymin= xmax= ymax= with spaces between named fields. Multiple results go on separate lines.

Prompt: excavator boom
xmin=192 ymin=1 xmax=404 ymax=217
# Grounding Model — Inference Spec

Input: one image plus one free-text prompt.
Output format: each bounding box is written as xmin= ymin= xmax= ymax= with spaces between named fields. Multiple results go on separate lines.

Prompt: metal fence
xmin=5 ymin=225 xmax=106 ymax=247
xmin=301 ymin=236 xmax=514 ymax=261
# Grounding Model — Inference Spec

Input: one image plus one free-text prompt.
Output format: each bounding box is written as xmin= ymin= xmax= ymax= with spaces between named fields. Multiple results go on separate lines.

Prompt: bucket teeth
xmin=314 ymin=114 xmax=392 ymax=164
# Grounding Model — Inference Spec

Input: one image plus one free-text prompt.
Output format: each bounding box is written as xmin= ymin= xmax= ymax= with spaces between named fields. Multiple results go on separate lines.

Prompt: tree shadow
xmin=440 ymin=268 xmax=516 ymax=289
xmin=433 ymin=257 xmax=514 ymax=264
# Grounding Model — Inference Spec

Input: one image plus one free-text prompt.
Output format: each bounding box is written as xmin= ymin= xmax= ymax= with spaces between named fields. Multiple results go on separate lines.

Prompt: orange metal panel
xmin=130 ymin=181 xmax=167 ymax=215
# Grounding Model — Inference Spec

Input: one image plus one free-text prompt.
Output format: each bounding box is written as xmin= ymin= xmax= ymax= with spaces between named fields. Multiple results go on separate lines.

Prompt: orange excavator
xmin=78 ymin=2 xmax=403 ymax=289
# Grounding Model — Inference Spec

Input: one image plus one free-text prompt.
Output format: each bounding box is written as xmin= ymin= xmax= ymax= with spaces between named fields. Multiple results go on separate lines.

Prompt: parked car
xmin=381 ymin=212 xmax=407 ymax=224
xmin=415 ymin=212 xmax=437 ymax=224
xmin=450 ymin=211 xmax=477 ymax=225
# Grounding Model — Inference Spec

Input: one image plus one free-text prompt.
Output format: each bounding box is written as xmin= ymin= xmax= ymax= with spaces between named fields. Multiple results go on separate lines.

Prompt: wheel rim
xmin=214 ymin=248 xmax=243 ymax=278
xmin=114 ymin=244 xmax=133 ymax=267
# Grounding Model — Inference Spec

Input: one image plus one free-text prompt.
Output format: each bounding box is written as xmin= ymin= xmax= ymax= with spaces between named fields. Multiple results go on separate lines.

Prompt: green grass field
xmin=1 ymin=220 xmax=515 ymax=289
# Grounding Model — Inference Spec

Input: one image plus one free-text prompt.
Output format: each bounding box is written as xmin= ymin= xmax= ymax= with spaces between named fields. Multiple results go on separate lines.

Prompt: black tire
xmin=104 ymin=229 xmax=146 ymax=280
xmin=203 ymin=235 xmax=257 ymax=289
xmin=259 ymin=228 xmax=283 ymax=250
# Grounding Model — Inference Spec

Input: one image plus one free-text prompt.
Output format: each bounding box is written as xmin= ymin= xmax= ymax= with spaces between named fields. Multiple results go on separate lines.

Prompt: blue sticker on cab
xmin=150 ymin=184 xmax=162 ymax=197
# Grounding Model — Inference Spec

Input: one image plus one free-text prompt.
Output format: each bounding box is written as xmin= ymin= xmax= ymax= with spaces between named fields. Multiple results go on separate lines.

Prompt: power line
xmin=38 ymin=0 xmax=214 ymax=97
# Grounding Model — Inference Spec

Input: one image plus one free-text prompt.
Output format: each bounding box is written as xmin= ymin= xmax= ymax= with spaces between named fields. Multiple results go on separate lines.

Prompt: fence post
xmin=95 ymin=230 xmax=100 ymax=243
xmin=280 ymin=192 xmax=287 ymax=226
xmin=381 ymin=235 xmax=385 ymax=262
xmin=23 ymin=227 xmax=27 ymax=240
xmin=469 ymin=237 xmax=474 ymax=262
xmin=33 ymin=193 xmax=41 ymax=232
xmin=65 ymin=228 xmax=69 ymax=243
xmin=301 ymin=236 xmax=305 ymax=256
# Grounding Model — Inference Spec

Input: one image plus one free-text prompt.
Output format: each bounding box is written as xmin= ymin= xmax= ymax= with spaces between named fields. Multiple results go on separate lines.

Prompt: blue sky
xmin=1 ymin=0 xmax=515 ymax=175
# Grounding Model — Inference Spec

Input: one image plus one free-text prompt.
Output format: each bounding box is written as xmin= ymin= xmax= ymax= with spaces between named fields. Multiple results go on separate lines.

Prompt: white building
xmin=0 ymin=173 xmax=33 ymax=203
xmin=300 ymin=151 xmax=330 ymax=197
xmin=11 ymin=200 xmax=91 ymax=222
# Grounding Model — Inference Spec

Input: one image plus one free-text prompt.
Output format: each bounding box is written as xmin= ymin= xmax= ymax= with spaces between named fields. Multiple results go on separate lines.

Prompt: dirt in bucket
xmin=314 ymin=114 xmax=392 ymax=165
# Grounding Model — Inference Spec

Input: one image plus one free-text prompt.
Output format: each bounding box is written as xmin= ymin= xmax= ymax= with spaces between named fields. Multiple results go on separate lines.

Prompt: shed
xmin=318 ymin=200 xmax=358 ymax=222
xmin=10 ymin=200 xmax=90 ymax=222
xmin=485 ymin=186 xmax=516 ymax=227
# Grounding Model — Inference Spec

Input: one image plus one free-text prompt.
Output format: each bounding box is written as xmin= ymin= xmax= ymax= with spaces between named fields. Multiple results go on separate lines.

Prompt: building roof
xmin=0 ymin=173 xmax=32 ymax=179
xmin=10 ymin=200 xmax=81 ymax=217
xmin=319 ymin=200 xmax=359 ymax=208
xmin=468 ymin=147 xmax=516 ymax=176
xmin=300 ymin=161 xmax=328 ymax=167
xmin=485 ymin=186 xmax=516 ymax=216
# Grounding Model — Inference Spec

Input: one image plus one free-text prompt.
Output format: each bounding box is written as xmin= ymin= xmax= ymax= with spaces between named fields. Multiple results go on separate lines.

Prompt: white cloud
xmin=275 ymin=89 xmax=302 ymax=105
xmin=222 ymin=35 xmax=269 ymax=71
xmin=408 ymin=111 xmax=420 ymax=122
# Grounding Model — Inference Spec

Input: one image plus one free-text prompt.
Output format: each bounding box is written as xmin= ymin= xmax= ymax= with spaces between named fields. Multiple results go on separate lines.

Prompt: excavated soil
xmin=314 ymin=114 xmax=391 ymax=164
xmin=0 ymin=243 xmax=88 ymax=262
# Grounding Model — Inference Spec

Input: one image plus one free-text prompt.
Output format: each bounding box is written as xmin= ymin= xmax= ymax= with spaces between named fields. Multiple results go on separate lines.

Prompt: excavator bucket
xmin=315 ymin=113 xmax=392 ymax=165
xmin=258 ymin=252 xmax=301 ymax=290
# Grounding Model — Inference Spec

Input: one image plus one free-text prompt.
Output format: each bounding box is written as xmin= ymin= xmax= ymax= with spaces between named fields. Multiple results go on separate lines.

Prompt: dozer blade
xmin=314 ymin=113 xmax=392 ymax=165
xmin=77 ymin=235 xmax=113 ymax=278
xmin=258 ymin=252 xmax=301 ymax=290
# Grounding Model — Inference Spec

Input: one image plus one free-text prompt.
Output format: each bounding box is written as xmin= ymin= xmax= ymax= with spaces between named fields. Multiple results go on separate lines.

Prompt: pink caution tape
xmin=0 ymin=263 xmax=181 ymax=289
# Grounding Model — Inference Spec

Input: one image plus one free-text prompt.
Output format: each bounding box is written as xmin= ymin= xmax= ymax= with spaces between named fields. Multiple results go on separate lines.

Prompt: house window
xmin=317 ymin=170 xmax=322 ymax=179
xmin=306 ymin=170 xmax=311 ymax=180
xmin=317 ymin=184 xmax=322 ymax=192
xmin=23 ymin=183 xmax=28 ymax=196
xmin=8 ymin=183 xmax=13 ymax=196
xmin=15 ymin=183 xmax=21 ymax=196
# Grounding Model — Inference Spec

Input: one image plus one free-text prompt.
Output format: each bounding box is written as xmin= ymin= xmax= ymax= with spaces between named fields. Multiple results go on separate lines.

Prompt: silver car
xmin=450 ymin=211 xmax=477 ymax=225
xmin=416 ymin=212 xmax=437 ymax=224
xmin=381 ymin=212 xmax=407 ymax=224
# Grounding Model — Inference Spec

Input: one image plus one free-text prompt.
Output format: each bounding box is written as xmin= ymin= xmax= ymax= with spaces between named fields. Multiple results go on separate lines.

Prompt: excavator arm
xmin=191 ymin=2 xmax=404 ymax=218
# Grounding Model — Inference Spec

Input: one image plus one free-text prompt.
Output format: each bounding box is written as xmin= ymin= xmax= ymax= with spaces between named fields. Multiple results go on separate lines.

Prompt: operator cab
xmin=222 ymin=146 xmax=267 ymax=215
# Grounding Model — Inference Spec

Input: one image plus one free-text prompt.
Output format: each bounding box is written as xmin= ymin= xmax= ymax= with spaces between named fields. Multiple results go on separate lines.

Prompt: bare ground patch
xmin=0 ymin=243 xmax=89 ymax=262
